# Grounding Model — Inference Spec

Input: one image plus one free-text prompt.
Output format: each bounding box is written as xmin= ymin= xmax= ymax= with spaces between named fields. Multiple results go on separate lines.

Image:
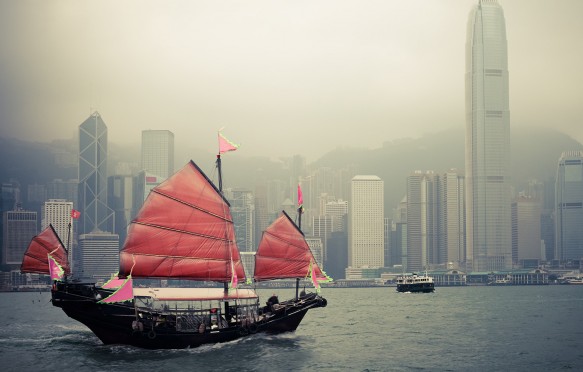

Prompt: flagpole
xmin=296 ymin=184 xmax=303 ymax=301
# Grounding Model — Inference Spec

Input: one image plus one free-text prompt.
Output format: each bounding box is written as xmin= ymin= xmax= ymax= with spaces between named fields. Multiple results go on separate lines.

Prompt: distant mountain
xmin=1 ymin=127 xmax=581 ymax=213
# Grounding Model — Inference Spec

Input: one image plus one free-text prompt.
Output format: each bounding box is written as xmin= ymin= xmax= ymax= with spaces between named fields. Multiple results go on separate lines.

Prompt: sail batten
xmin=133 ymin=221 xmax=233 ymax=242
xmin=119 ymin=161 xmax=245 ymax=282
xmin=152 ymin=189 xmax=233 ymax=222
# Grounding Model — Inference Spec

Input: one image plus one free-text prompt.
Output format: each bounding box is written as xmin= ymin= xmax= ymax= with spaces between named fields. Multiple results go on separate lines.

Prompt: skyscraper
xmin=2 ymin=210 xmax=37 ymax=266
xmin=225 ymin=188 xmax=255 ymax=253
xmin=78 ymin=112 xmax=114 ymax=235
xmin=555 ymin=151 xmax=583 ymax=261
xmin=141 ymin=130 xmax=175 ymax=180
xmin=406 ymin=171 xmax=440 ymax=272
xmin=513 ymin=195 xmax=542 ymax=262
xmin=442 ymin=169 xmax=466 ymax=270
xmin=465 ymin=0 xmax=512 ymax=271
xmin=78 ymin=231 xmax=119 ymax=281
xmin=349 ymin=175 xmax=384 ymax=270
xmin=42 ymin=199 xmax=74 ymax=271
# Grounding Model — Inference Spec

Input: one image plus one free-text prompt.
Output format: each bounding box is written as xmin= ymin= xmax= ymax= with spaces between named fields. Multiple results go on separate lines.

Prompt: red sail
xmin=119 ymin=161 xmax=246 ymax=282
xmin=254 ymin=211 xmax=326 ymax=282
xmin=21 ymin=225 xmax=70 ymax=276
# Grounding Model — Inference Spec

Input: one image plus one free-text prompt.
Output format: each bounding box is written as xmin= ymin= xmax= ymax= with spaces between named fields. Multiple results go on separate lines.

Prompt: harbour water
xmin=1 ymin=286 xmax=582 ymax=371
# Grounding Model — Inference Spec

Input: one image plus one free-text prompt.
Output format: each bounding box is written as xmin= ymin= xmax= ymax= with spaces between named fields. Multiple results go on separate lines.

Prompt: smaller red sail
xmin=21 ymin=225 xmax=70 ymax=276
xmin=254 ymin=211 xmax=326 ymax=282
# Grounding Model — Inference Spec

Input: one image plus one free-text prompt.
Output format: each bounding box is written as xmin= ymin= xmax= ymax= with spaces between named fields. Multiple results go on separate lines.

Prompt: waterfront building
xmin=349 ymin=175 xmax=384 ymax=274
xmin=555 ymin=151 xmax=583 ymax=261
xmin=141 ymin=130 xmax=174 ymax=180
xmin=465 ymin=0 xmax=512 ymax=271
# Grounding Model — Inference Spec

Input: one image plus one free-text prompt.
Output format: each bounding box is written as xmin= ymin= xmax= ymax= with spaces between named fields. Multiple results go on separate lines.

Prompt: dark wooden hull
xmin=51 ymin=283 xmax=327 ymax=349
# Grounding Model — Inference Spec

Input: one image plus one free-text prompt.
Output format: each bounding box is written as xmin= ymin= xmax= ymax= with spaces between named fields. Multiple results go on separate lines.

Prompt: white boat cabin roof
xmin=133 ymin=287 xmax=259 ymax=301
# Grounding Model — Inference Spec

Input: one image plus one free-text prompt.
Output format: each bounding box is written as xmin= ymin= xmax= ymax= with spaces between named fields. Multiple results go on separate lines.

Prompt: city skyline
xmin=1 ymin=0 xmax=582 ymax=161
xmin=1 ymin=0 xmax=582 ymax=279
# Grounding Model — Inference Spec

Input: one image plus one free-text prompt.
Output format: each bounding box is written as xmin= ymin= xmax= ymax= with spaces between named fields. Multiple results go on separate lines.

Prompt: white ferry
xmin=396 ymin=273 xmax=435 ymax=293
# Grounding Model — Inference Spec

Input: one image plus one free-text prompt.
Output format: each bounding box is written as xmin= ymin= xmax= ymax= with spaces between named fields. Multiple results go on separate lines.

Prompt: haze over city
xmin=1 ymin=0 xmax=582 ymax=161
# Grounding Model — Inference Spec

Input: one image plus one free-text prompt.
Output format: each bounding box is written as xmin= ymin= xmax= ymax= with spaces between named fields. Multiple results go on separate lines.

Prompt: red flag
xmin=218 ymin=132 xmax=239 ymax=154
xmin=71 ymin=209 xmax=81 ymax=219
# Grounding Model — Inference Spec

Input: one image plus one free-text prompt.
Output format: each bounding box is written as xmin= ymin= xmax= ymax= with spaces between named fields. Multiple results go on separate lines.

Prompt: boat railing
xmin=133 ymin=299 xmax=260 ymax=333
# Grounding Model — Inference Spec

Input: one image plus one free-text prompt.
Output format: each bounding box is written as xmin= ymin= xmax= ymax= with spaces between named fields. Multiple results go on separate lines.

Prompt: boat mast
xmin=216 ymin=153 xmax=229 ymax=295
xmin=295 ymin=187 xmax=303 ymax=300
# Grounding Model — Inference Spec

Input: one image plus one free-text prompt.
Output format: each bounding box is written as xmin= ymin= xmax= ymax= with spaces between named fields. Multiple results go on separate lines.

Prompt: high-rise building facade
xmin=41 ymin=199 xmax=73 ymax=245
xmin=2 ymin=210 xmax=37 ymax=266
xmin=442 ymin=169 xmax=466 ymax=269
xmin=325 ymin=199 xmax=348 ymax=233
xmin=513 ymin=195 xmax=542 ymax=262
xmin=465 ymin=0 xmax=512 ymax=271
xmin=78 ymin=112 xmax=114 ymax=235
xmin=225 ymin=188 xmax=255 ymax=253
xmin=555 ymin=151 xmax=583 ymax=261
xmin=42 ymin=199 xmax=74 ymax=270
xmin=141 ymin=130 xmax=175 ymax=180
xmin=78 ymin=231 xmax=119 ymax=281
xmin=47 ymin=179 xmax=78 ymax=207
xmin=406 ymin=171 xmax=441 ymax=272
xmin=108 ymin=175 xmax=134 ymax=246
xmin=349 ymin=175 xmax=384 ymax=270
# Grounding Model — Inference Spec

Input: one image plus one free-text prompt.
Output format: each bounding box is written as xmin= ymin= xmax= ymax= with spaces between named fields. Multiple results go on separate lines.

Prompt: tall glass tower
xmin=465 ymin=0 xmax=511 ymax=272
xmin=78 ymin=112 xmax=114 ymax=235
xmin=555 ymin=151 xmax=583 ymax=261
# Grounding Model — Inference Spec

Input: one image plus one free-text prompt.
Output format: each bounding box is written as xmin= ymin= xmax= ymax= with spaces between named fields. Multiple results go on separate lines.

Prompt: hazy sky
xmin=1 ymin=0 xmax=582 ymax=160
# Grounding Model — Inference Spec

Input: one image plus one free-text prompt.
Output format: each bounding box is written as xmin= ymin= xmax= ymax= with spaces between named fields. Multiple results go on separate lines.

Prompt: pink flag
xmin=98 ymin=276 xmax=134 ymax=303
xmin=218 ymin=132 xmax=239 ymax=154
xmin=297 ymin=184 xmax=303 ymax=207
xmin=309 ymin=260 xmax=320 ymax=293
xmin=48 ymin=254 xmax=65 ymax=281
xmin=71 ymin=209 xmax=81 ymax=219
xmin=229 ymin=261 xmax=238 ymax=290
xmin=102 ymin=276 xmax=125 ymax=289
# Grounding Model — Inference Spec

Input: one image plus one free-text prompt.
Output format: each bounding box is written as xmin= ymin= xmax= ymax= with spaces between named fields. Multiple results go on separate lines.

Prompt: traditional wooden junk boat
xmin=21 ymin=139 xmax=328 ymax=349
xmin=396 ymin=272 xmax=435 ymax=293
